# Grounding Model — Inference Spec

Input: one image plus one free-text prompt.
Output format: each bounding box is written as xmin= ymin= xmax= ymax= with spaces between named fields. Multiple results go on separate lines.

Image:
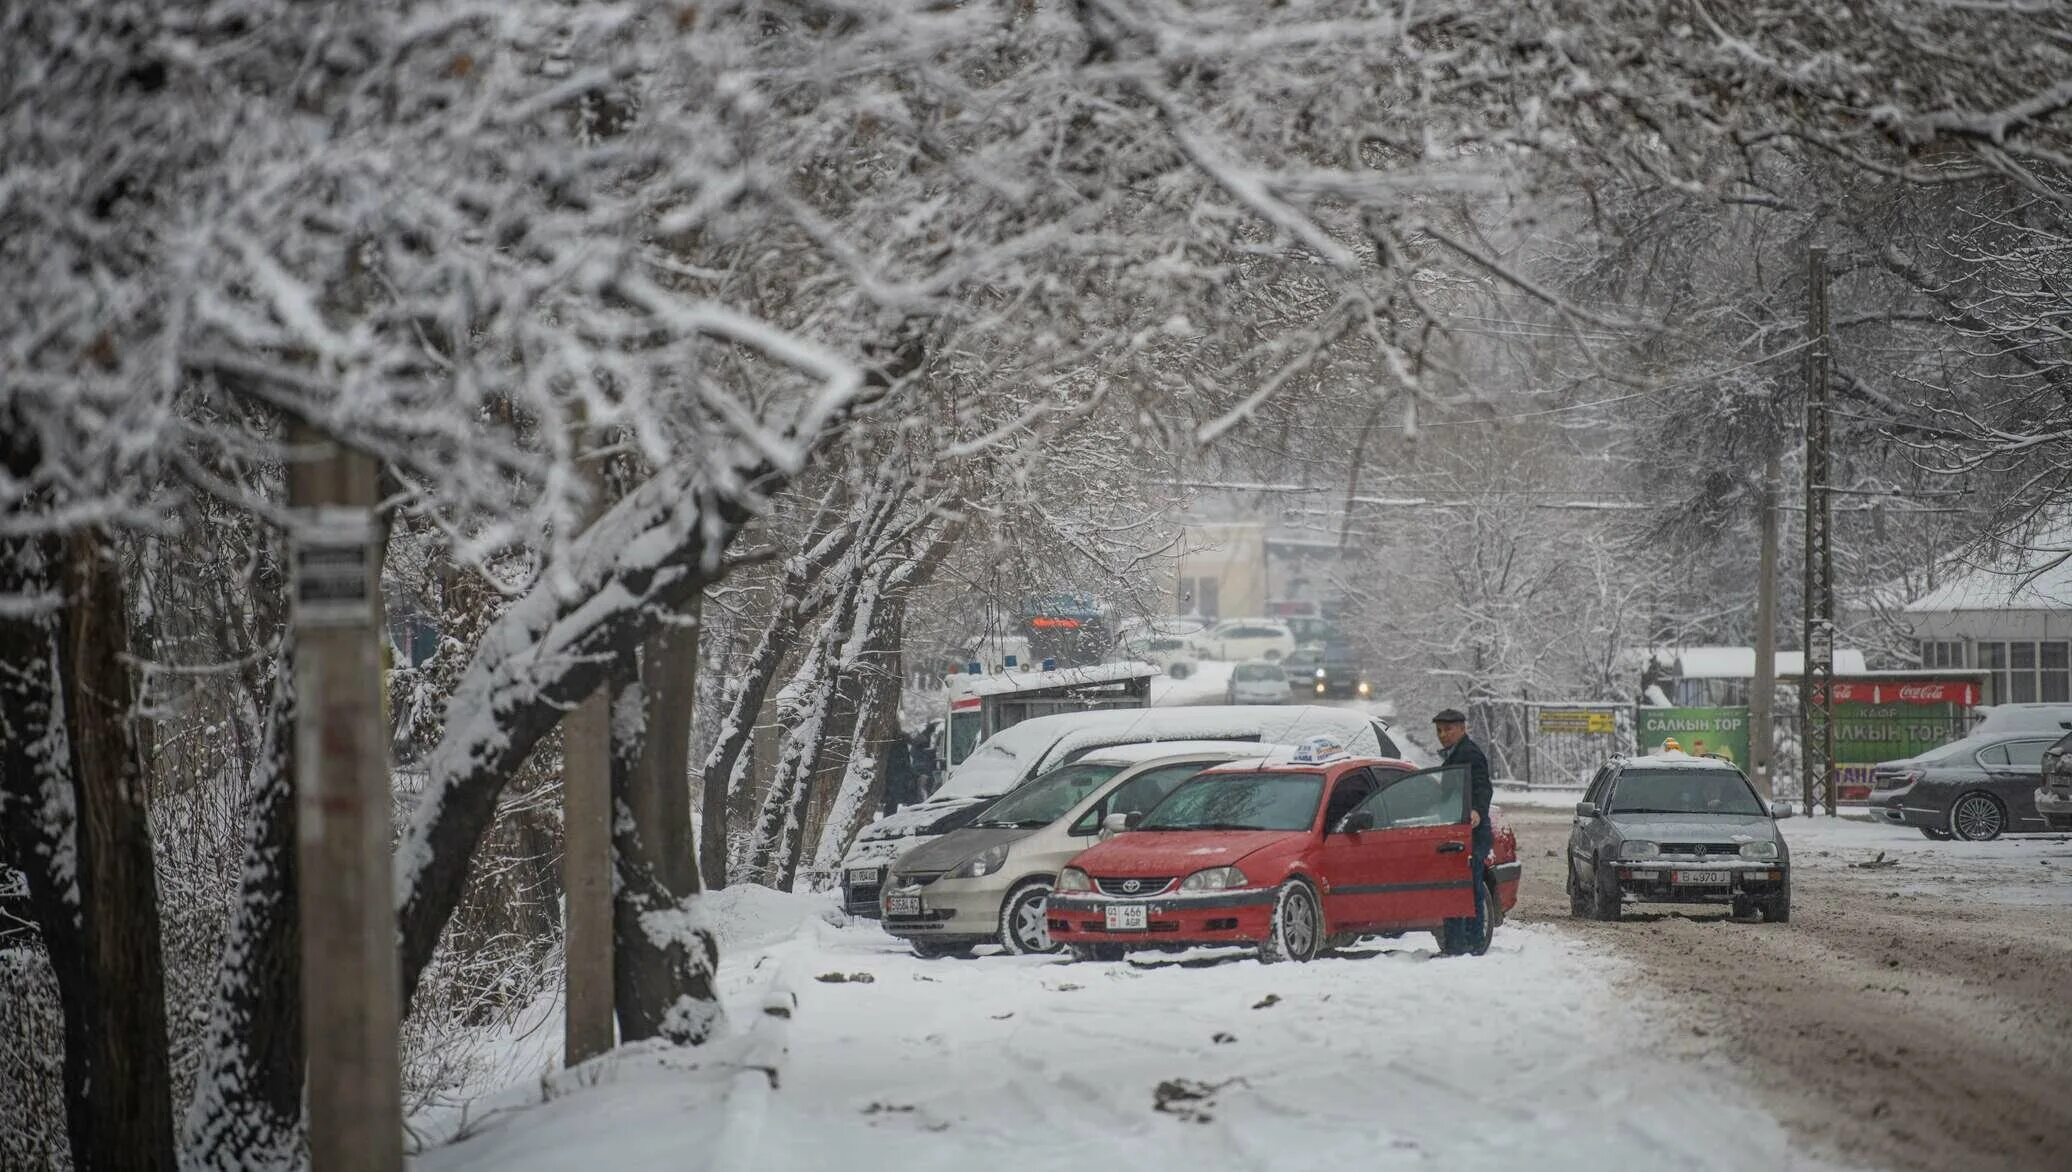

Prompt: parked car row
xmin=879 ymin=734 xmax=1519 ymax=963
xmin=837 ymin=705 xmax=1416 ymax=917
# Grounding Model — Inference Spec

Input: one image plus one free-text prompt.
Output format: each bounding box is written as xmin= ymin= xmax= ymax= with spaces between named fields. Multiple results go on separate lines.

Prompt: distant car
xmin=1190 ymin=619 xmax=1296 ymax=663
xmin=1566 ymin=753 xmax=1793 ymax=922
xmin=2036 ymin=730 xmax=2072 ymax=832
xmin=1225 ymin=661 xmax=1289 ymax=705
xmin=1282 ymin=643 xmax=1371 ymax=700
xmin=837 ymin=706 xmax=1415 ymax=916
xmin=1867 ymin=730 xmax=2061 ymax=840
xmin=879 ymin=743 xmax=1270 ymax=958
xmin=1048 ymin=741 xmax=1520 ymax=962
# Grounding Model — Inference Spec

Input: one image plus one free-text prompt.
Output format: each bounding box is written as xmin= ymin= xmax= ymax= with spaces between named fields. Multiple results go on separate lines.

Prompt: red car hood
xmin=1070 ymin=830 xmax=1301 ymax=877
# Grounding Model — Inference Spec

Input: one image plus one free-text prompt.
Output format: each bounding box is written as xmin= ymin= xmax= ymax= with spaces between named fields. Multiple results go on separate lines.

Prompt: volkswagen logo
xmin=1121 ymin=879 xmax=1142 ymax=893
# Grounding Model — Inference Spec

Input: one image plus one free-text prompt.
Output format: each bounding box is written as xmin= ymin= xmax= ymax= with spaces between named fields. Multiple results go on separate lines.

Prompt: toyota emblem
xmin=1121 ymin=879 xmax=1142 ymax=893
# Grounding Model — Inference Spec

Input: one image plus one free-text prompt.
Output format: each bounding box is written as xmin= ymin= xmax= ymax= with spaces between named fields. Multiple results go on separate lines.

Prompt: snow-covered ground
xmin=417 ymin=894 xmax=1848 ymax=1172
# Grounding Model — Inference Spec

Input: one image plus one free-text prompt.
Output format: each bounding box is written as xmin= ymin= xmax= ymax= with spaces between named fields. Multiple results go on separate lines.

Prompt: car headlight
xmin=1056 ymin=867 xmax=1092 ymax=892
xmin=1314 ymin=668 xmax=1328 ymax=680
xmin=950 ymin=844 xmax=1011 ymax=879
xmin=1178 ymin=866 xmax=1248 ymax=892
xmin=1740 ymin=841 xmax=1779 ymax=860
xmin=1356 ymin=680 xmax=1372 ymax=697
xmin=1619 ymin=840 xmax=1660 ymax=859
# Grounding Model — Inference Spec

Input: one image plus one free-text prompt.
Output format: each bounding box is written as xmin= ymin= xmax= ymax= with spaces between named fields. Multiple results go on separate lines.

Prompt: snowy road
xmin=1503 ymin=809 xmax=2072 ymax=1172
xmin=420 ymin=892 xmax=1842 ymax=1172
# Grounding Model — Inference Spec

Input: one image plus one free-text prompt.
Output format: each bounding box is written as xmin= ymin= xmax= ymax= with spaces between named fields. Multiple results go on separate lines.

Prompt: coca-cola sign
xmin=1823 ymin=680 xmax=1978 ymax=706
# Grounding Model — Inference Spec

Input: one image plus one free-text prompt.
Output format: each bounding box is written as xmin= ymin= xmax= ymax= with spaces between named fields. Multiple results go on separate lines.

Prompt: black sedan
xmin=1282 ymin=644 xmax=1372 ymax=700
xmin=1567 ymin=756 xmax=1793 ymax=922
xmin=1866 ymin=731 xmax=2060 ymax=841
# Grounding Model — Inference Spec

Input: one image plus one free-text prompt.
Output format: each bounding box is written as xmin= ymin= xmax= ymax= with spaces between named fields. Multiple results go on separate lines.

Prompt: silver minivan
xmin=880 ymin=743 xmax=1274 ymax=957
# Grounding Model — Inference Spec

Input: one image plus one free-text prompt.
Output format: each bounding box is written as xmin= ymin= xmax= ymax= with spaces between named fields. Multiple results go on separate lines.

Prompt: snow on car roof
xmin=1072 ymin=739 xmax=1285 ymax=765
xmin=1621 ymin=751 xmax=1743 ymax=770
xmin=933 ymin=705 xmax=1391 ymax=799
xmin=948 ymin=660 xmax=1159 ymax=697
xmin=1194 ymin=752 xmax=1416 ymax=774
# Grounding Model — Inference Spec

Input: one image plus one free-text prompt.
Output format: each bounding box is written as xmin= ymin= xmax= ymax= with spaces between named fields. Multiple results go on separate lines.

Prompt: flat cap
xmin=1432 ymin=708 xmax=1467 ymax=724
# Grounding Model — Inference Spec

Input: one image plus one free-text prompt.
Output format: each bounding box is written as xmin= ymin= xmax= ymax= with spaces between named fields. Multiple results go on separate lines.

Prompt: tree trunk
xmin=180 ymin=656 xmax=303 ymax=1170
xmin=700 ymin=514 xmax=860 ymax=890
xmin=611 ymin=600 xmax=721 ymax=1043
xmin=810 ymin=592 xmax=907 ymax=872
xmin=58 ymin=530 xmax=176 ymax=1171
xmin=0 ymin=528 xmax=93 ymax=1171
xmin=393 ymin=462 xmax=765 ymax=1013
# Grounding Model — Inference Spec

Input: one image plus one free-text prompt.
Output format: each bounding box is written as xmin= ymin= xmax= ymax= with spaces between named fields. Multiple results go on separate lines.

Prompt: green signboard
xmin=1636 ymin=707 xmax=1750 ymax=768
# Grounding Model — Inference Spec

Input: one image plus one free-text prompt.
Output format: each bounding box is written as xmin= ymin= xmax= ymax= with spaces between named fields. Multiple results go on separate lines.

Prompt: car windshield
xmin=1234 ymin=663 xmax=1285 ymax=683
xmin=1608 ymin=768 xmax=1765 ymax=816
xmin=1138 ymin=771 xmax=1323 ymax=832
xmin=970 ymin=762 xmax=1124 ymax=827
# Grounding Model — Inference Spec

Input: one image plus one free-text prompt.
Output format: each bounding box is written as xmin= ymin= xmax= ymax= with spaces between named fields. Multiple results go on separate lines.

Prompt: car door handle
xmin=1437 ymin=842 xmax=1466 ymax=854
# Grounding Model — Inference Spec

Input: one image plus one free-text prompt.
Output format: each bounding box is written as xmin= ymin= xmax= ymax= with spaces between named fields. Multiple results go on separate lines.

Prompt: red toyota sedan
xmin=1047 ymin=753 xmax=1520 ymax=962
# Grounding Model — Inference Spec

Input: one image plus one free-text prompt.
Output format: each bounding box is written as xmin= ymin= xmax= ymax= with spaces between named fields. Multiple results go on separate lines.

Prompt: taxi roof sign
xmin=1290 ymin=734 xmax=1350 ymax=765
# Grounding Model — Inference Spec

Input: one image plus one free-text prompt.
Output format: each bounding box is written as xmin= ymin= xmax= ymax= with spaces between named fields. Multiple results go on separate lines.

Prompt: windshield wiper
xmin=1610 ymin=808 xmax=1683 ymax=815
xmin=972 ymin=819 xmax=1046 ymax=829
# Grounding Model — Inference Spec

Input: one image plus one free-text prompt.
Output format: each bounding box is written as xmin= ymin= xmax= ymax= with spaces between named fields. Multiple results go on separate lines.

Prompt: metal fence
xmin=1467 ymin=700 xmax=1636 ymax=789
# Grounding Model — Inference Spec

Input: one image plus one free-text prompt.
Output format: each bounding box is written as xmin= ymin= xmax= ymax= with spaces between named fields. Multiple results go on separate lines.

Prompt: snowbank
xmin=700 ymin=884 xmax=848 ymax=952
xmin=1780 ymin=814 xmax=2072 ymax=908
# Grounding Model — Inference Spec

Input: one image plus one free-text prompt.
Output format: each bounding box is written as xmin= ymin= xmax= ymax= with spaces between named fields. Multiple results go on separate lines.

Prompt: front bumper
xmin=1047 ymin=889 xmax=1279 ymax=949
xmin=1608 ymin=860 xmax=1787 ymax=905
xmin=878 ymin=876 xmax=1008 ymax=943
xmin=839 ymin=836 xmax=935 ymax=918
xmin=2035 ymin=786 xmax=2072 ymax=831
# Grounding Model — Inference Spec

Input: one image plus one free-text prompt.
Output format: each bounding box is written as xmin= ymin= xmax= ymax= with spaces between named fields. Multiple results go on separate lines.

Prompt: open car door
xmin=1323 ymin=765 xmax=1475 ymax=928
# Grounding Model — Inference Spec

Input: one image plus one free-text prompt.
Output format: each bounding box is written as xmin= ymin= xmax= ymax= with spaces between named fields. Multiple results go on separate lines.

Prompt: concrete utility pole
xmin=287 ymin=427 xmax=401 ymax=1172
xmin=562 ymin=454 xmax=616 ymax=1066
xmin=1751 ymin=440 xmax=1781 ymax=799
xmin=1799 ymin=245 xmax=1838 ymax=815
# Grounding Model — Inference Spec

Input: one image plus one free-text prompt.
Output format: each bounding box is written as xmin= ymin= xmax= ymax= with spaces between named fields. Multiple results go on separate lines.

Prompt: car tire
xmin=1918 ymin=827 xmax=1953 ymax=842
xmin=1762 ymin=874 xmax=1792 ymax=924
xmin=1731 ymin=895 xmax=1755 ymax=920
xmin=1590 ymin=862 xmax=1623 ymax=922
xmin=1257 ymin=880 xmax=1323 ymax=964
xmin=1263 ymin=649 xmax=1282 ymax=662
xmin=998 ymin=880 xmax=1061 ymax=955
xmin=1950 ymin=792 xmax=2007 ymax=842
xmin=1165 ymin=661 xmax=1193 ymax=681
xmin=1567 ymin=861 xmax=1592 ymax=919
xmin=1068 ymin=943 xmax=1127 ymax=963
xmin=910 ymin=940 xmax=975 ymax=960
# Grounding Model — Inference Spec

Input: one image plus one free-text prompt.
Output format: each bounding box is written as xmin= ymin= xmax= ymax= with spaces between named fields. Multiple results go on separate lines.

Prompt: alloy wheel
xmin=1001 ymin=884 xmax=1058 ymax=954
xmin=1281 ymin=887 xmax=1318 ymax=957
xmin=1951 ymin=794 xmax=2004 ymax=841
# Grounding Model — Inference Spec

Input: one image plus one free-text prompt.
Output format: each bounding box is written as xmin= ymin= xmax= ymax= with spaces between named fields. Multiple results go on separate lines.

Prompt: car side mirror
xmin=1101 ymin=811 xmax=1140 ymax=838
xmin=1769 ymin=800 xmax=1796 ymax=820
xmin=1338 ymin=811 xmax=1375 ymax=834
xmin=1575 ymin=801 xmax=1598 ymax=819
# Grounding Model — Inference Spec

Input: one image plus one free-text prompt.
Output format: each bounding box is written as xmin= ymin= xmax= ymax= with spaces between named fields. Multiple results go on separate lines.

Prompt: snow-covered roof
xmin=1671 ymin=646 xmax=1868 ymax=679
xmin=1905 ymin=554 xmax=2072 ymax=614
xmin=948 ymin=660 xmax=1158 ymax=698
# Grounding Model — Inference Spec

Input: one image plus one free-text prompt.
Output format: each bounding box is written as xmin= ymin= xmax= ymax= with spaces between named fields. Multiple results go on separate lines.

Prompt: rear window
xmin=1227 ymin=625 xmax=1286 ymax=639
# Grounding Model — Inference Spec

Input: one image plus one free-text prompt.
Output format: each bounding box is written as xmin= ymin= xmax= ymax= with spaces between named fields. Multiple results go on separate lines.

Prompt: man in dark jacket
xmin=1434 ymin=708 xmax=1494 ymax=954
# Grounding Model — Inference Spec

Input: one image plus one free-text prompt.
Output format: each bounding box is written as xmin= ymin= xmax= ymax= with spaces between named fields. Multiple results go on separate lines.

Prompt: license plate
xmin=1104 ymin=904 xmax=1148 ymax=931
xmin=1674 ymin=870 xmax=1730 ymax=885
xmin=847 ymin=867 xmax=880 ymax=884
xmin=886 ymin=895 xmax=920 ymax=916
